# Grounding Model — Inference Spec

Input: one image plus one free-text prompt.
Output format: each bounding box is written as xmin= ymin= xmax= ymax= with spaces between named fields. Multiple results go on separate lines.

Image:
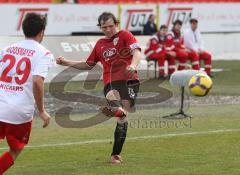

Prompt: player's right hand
xmin=39 ymin=111 xmax=51 ymax=128
xmin=126 ymin=65 xmax=136 ymax=74
xmin=56 ymin=56 xmax=67 ymax=66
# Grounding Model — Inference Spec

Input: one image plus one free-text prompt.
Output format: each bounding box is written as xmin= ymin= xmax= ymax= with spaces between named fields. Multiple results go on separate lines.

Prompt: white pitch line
xmin=0 ymin=129 xmax=240 ymax=150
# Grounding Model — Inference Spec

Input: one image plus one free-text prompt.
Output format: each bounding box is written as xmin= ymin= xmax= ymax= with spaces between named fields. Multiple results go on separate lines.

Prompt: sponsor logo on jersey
xmin=103 ymin=48 xmax=117 ymax=60
xmin=0 ymin=83 xmax=23 ymax=92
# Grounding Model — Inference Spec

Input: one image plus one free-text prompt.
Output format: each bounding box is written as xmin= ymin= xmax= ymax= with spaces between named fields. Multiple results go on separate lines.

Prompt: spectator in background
xmin=143 ymin=14 xmax=157 ymax=35
xmin=168 ymin=20 xmax=188 ymax=71
xmin=144 ymin=25 xmax=176 ymax=79
xmin=184 ymin=18 xmax=212 ymax=76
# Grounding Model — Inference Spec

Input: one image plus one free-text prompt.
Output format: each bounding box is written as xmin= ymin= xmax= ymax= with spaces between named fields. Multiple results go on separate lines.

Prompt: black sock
xmin=111 ymin=120 xmax=128 ymax=156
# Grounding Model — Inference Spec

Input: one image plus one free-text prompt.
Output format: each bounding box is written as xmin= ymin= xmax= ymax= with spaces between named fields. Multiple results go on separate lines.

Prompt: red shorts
xmin=0 ymin=121 xmax=32 ymax=151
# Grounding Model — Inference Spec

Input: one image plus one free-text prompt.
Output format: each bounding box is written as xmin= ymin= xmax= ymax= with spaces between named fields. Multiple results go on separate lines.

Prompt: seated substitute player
xmin=0 ymin=13 xmax=54 ymax=174
xmin=183 ymin=18 xmax=212 ymax=76
xmin=168 ymin=20 xmax=189 ymax=71
xmin=144 ymin=25 xmax=176 ymax=79
xmin=56 ymin=12 xmax=141 ymax=164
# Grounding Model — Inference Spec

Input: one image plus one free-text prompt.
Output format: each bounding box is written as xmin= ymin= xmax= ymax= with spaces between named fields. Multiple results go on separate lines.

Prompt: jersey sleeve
xmin=32 ymin=52 xmax=55 ymax=79
xmin=86 ymin=44 xmax=99 ymax=67
xmin=123 ymin=31 xmax=141 ymax=51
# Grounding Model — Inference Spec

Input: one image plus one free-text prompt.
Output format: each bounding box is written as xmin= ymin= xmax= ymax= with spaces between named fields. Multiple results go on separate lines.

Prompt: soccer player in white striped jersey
xmin=0 ymin=13 xmax=54 ymax=174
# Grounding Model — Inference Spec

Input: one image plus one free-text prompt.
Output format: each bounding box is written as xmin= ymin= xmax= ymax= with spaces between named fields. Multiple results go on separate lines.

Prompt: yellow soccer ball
xmin=188 ymin=73 xmax=213 ymax=97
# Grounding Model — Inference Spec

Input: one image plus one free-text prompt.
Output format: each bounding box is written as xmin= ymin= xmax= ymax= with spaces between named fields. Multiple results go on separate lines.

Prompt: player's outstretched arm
xmin=32 ymin=75 xmax=50 ymax=128
xmin=56 ymin=56 xmax=93 ymax=70
xmin=127 ymin=49 xmax=141 ymax=73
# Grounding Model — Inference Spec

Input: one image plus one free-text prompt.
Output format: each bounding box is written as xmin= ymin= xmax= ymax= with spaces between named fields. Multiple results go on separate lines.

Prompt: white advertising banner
xmin=159 ymin=3 xmax=240 ymax=32
xmin=0 ymin=4 xmax=117 ymax=35
xmin=120 ymin=4 xmax=157 ymax=32
xmin=1 ymin=3 xmax=240 ymax=35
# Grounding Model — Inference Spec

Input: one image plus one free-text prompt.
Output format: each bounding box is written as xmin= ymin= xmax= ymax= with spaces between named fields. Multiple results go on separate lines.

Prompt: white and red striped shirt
xmin=0 ymin=39 xmax=54 ymax=124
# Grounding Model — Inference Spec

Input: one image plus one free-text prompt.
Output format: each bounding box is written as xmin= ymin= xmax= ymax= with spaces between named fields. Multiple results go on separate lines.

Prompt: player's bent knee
xmin=106 ymin=90 xmax=121 ymax=101
xmin=106 ymin=100 xmax=127 ymax=118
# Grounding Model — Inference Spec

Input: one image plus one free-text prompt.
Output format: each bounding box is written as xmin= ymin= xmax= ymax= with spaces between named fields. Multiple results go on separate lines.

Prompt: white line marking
xmin=0 ymin=129 xmax=239 ymax=150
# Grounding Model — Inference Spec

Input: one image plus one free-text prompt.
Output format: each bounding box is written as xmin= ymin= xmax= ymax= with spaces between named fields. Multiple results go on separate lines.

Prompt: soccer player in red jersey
xmin=56 ymin=12 xmax=141 ymax=164
xmin=184 ymin=18 xmax=212 ymax=76
xmin=144 ymin=25 xmax=176 ymax=79
xmin=0 ymin=13 xmax=53 ymax=174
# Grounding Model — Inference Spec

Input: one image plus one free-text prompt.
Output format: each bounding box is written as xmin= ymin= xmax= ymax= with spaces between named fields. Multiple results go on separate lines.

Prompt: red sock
xmin=0 ymin=152 xmax=14 ymax=174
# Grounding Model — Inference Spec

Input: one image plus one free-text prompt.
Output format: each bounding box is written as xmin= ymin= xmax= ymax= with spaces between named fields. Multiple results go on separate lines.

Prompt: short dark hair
xmin=173 ymin=19 xmax=183 ymax=26
xmin=190 ymin=18 xmax=198 ymax=23
xmin=159 ymin=25 xmax=167 ymax=30
xmin=22 ymin=13 xmax=47 ymax=38
xmin=97 ymin=12 xmax=119 ymax=27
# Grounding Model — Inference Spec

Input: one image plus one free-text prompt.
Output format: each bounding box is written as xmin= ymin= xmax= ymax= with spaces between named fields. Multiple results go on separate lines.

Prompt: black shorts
xmin=103 ymin=80 xmax=140 ymax=107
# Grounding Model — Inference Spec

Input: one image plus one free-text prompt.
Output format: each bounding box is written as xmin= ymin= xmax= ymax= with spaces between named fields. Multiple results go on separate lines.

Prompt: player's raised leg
xmin=101 ymin=89 xmax=127 ymax=118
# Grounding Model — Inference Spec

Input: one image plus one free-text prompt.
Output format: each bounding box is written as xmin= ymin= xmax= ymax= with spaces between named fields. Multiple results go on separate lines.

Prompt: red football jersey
xmin=86 ymin=30 xmax=140 ymax=85
xmin=169 ymin=30 xmax=185 ymax=49
xmin=144 ymin=35 xmax=162 ymax=56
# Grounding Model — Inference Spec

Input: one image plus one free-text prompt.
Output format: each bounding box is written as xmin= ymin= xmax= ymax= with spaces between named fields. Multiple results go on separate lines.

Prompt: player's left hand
xmin=126 ymin=65 xmax=136 ymax=74
xmin=39 ymin=111 xmax=51 ymax=128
